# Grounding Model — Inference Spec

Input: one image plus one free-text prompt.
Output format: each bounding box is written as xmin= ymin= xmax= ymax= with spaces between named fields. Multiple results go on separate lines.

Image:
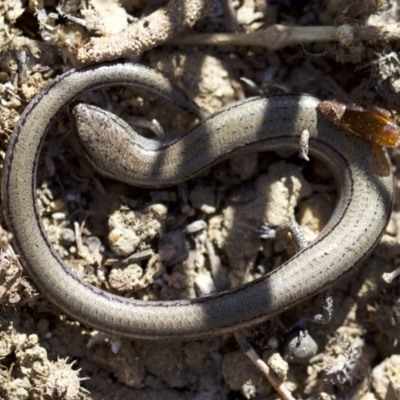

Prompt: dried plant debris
xmin=1 ymin=0 xmax=400 ymax=399
xmin=305 ymin=333 xmax=371 ymax=398
xmin=31 ymin=358 xmax=89 ymax=400
xmin=0 ymin=322 xmax=88 ymax=400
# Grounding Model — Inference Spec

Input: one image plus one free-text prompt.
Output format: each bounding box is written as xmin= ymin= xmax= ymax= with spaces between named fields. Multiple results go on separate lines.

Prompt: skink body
xmin=2 ymin=63 xmax=394 ymax=339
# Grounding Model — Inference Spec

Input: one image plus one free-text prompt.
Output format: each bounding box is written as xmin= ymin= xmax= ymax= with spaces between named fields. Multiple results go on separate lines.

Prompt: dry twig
xmin=235 ymin=331 xmax=298 ymax=400
xmin=171 ymin=23 xmax=400 ymax=50
xmin=75 ymin=0 xmax=214 ymax=65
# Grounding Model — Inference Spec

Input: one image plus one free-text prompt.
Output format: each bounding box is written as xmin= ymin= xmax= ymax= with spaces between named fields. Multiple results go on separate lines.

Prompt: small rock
xmin=190 ymin=185 xmax=217 ymax=214
xmin=194 ymin=273 xmax=216 ymax=296
xmin=372 ymin=354 xmax=400 ymax=400
xmin=59 ymin=228 xmax=75 ymax=246
xmin=158 ymin=230 xmax=188 ymax=266
xmin=284 ymin=330 xmax=318 ymax=364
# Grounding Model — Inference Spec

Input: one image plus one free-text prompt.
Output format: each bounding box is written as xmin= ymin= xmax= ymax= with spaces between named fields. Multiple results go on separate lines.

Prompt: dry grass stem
xmin=171 ymin=23 xmax=400 ymax=50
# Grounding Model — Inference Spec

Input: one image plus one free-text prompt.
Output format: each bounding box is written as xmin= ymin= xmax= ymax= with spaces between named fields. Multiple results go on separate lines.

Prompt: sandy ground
xmin=1 ymin=0 xmax=400 ymax=399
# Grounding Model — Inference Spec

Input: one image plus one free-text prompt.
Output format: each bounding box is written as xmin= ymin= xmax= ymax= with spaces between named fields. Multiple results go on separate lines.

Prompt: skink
xmin=2 ymin=62 xmax=394 ymax=339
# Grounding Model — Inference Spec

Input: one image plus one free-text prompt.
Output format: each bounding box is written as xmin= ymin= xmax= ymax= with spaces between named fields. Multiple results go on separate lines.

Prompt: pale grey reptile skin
xmin=2 ymin=63 xmax=394 ymax=339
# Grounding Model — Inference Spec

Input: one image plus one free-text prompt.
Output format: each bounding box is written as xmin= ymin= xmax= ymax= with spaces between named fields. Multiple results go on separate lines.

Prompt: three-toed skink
xmin=2 ymin=63 xmax=394 ymax=339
